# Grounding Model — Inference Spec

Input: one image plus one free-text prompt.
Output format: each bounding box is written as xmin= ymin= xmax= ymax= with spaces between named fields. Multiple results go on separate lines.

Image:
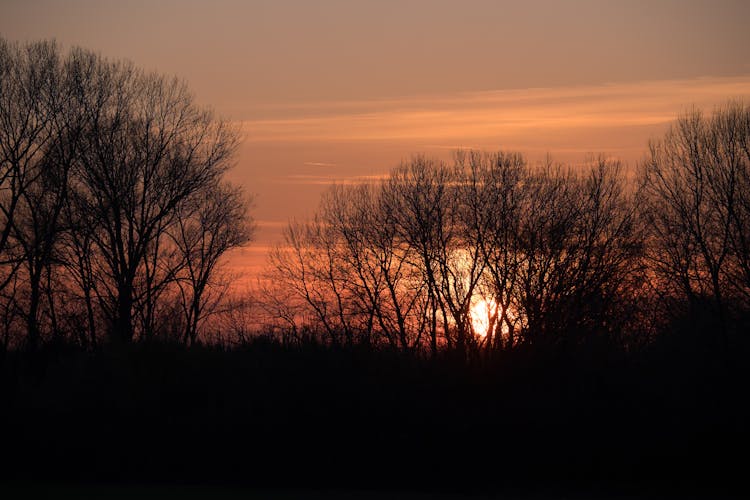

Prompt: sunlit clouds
xmin=232 ymin=75 xmax=750 ymax=266
xmin=240 ymin=75 xmax=750 ymax=150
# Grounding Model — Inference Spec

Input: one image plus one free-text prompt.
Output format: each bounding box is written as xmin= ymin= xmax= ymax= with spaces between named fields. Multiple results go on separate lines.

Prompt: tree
xmin=0 ymin=40 xmax=100 ymax=348
xmin=270 ymin=217 xmax=355 ymax=345
xmin=641 ymin=101 xmax=750 ymax=346
xmin=71 ymin=59 xmax=240 ymax=344
xmin=0 ymin=38 xmax=251 ymax=348
xmin=383 ymin=157 xmax=472 ymax=354
xmin=322 ymin=183 xmax=427 ymax=350
xmin=0 ymin=40 xmax=57 ymax=281
xmin=271 ymin=152 xmax=643 ymax=356
xmin=172 ymin=181 xmax=253 ymax=345
xmin=509 ymin=158 xmax=641 ymax=348
xmin=460 ymin=151 xmax=525 ymax=350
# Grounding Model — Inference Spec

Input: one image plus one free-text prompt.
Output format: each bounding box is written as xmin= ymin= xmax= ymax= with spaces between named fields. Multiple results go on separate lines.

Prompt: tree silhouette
xmin=0 ymin=38 xmax=250 ymax=348
xmin=269 ymin=152 xmax=643 ymax=355
xmin=172 ymin=181 xmax=252 ymax=345
xmin=641 ymin=101 xmax=750 ymax=348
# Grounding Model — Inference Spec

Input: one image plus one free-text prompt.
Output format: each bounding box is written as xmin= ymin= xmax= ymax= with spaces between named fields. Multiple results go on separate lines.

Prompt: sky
xmin=2 ymin=0 xmax=750 ymax=278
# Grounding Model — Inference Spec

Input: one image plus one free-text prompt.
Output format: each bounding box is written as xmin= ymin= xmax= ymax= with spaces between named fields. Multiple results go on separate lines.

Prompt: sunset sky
xmin=2 ymin=0 xmax=749 ymax=277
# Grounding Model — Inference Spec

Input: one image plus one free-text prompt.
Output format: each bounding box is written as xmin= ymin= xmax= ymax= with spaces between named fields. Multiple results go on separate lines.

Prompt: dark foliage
xmin=1 ymin=323 xmax=747 ymax=496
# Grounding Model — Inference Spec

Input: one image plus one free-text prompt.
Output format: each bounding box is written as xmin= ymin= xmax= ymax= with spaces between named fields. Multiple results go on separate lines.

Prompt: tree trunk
xmin=113 ymin=284 xmax=134 ymax=344
xmin=25 ymin=261 xmax=43 ymax=351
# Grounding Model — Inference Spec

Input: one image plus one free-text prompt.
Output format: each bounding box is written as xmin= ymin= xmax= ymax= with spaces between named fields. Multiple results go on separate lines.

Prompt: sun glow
xmin=470 ymin=297 xmax=498 ymax=337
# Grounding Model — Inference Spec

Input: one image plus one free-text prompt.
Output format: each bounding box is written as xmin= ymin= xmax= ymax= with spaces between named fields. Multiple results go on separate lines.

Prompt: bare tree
xmin=461 ymin=151 xmax=526 ymax=350
xmin=172 ymin=181 xmax=253 ymax=345
xmin=0 ymin=38 xmax=252 ymax=348
xmin=270 ymin=217 xmax=355 ymax=345
xmin=322 ymin=183 xmax=427 ymax=350
xmin=0 ymin=41 xmax=62 ymax=349
xmin=510 ymin=158 xmax=640 ymax=348
xmin=561 ymin=158 xmax=642 ymax=344
xmin=257 ymin=277 xmax=306 ymax=345
xmin=71 ymin=61 xmax=240 ymax=344
xmin=383 ymin=157 xmax=465 ymax=354
xmin=271 ymin=153 xmax=641 ymax=355
xmin=8 ymin=44 xmax=100 ymax=348
xmin=0 ymin=40 xmax=104 ymax=349
xmin=641 ymin=101 xmax=750 ymax=346
xmin=0 ymin=40 xmax=57 ymax=279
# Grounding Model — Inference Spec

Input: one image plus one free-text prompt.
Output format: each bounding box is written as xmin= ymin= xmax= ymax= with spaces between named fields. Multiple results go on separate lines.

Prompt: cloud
xmin=275 ymin=173 xmax=389 ymax=186
xmin=303 ymin=161 xmax=338 ymax=167
xmin=253 ymin=220 xmax=288 ymax=228
xmin=239 ymin=75 xmax=750 ymax=144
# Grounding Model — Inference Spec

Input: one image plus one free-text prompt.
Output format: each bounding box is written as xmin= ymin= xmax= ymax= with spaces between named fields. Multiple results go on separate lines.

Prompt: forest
xmin=1 ymin=39 xmax=749 ymax=495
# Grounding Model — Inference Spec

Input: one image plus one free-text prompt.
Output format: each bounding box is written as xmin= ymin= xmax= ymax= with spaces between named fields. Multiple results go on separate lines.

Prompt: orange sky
xmin=2 ymin=0 xmax=750 ymax=281
xmin=229 ymin=75 xmax=750 ymax=277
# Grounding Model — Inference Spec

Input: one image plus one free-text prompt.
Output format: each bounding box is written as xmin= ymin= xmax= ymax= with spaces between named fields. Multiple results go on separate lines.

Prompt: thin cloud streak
xmin=233 ymin=76 xmax=750 ymax=273
xmin=275 ymin=174 xmax=390 ymax=186
xmin=303 ymin=161 xmax=338 ymax=167
xmin=240 ymin=76 xmax=750 ymax=144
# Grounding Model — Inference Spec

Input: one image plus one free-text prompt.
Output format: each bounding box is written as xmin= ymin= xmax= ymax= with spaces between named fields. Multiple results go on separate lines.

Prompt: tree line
xmin=2 ymin=38 xmax=748 ymax=357
xmin=0 ymin=39 xmax=252 ymax=350
xmin=266 ymin=101 xmax=750 ymax=357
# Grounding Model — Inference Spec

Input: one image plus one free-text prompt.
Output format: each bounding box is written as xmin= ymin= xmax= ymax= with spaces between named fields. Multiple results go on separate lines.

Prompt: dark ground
xmin=1 ymin=333 xmax=748 ymax=498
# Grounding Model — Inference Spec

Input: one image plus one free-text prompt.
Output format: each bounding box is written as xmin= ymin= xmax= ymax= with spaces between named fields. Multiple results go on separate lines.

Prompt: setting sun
xmin=470 ymin=297 xmax=498 ymax=337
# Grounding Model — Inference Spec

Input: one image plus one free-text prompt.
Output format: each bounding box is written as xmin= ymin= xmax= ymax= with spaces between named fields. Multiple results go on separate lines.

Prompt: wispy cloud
xmin=240 ymin=76 xmax=750 ymax=145
xmin=303 ymin=161 xmax=338 ymax=167
xmin=235 ymin=75 xmax=750 ymax=264
xmin=276 ymin=173 xmax=389 ymax=185
xmin=254 ymin=220 xmax=288 ymax=228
